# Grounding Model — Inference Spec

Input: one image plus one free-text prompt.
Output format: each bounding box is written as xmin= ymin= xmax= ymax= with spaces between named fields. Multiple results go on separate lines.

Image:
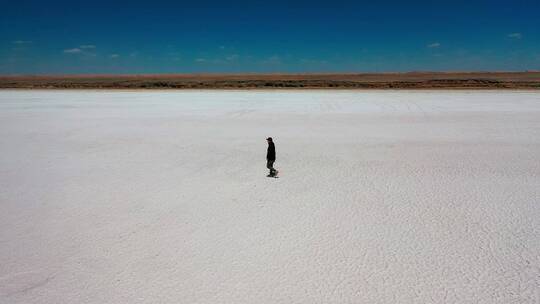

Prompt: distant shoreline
xmin=1 ymin=72 xmax=539 ymax=90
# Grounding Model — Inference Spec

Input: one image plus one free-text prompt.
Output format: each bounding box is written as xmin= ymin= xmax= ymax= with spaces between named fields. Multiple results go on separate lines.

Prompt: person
xmin=266 ymin=137 xmax=277 ymax=177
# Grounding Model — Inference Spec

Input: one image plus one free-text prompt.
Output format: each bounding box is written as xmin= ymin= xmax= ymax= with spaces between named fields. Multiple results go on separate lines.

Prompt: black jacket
xmin=267 ymin=142 xmax=276 ymax=160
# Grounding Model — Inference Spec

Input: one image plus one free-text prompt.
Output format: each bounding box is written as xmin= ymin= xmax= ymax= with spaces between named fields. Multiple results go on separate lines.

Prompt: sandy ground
xmin=1 ymin=90 xmax=539 ymax=303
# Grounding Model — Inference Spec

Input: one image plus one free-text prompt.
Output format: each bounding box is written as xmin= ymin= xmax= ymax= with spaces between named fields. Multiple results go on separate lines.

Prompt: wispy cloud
xmin=261 ymin=55 xmax=282 ymax=65
xmin=11 ymin=40 xmax=32 ymax=51
xmin=12 ymin=40 xmax=32 ymax=45
xmin=507 ymin=33 xmax=522 ymax=39
xmin=168 ymin=51 xmax=182 ymax=61
xmin=194 ymin=55 xmax=239 ymax=64
xmin=300 ymin=58 xmax=329 ymax=65
xmin=64 ymin=48 xmax=82 ymax=54
xmin=427 ymin=42 xmax=441 ymax=48
xmin=226 ymin=54 xmax=239 ymax=61
xmin=109 ymin=54 xmax=119 ymax=58
xmin=63 ymin=45 xmax=97 ymax=56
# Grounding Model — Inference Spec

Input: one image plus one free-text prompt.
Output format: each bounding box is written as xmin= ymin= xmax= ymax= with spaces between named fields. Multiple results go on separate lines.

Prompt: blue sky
xmin=1 ymin=0 xmax=539 ymax=74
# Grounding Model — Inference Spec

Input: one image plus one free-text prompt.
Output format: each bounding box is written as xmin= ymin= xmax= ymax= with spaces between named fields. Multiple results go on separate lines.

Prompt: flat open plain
xmin=1 ymin=72 xmax=540 ymax=89
xmin=1 ymin=90 xmax=539 ymax=303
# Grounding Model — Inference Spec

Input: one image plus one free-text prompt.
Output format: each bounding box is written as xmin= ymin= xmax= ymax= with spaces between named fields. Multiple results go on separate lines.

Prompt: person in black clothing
xmin=266 ymin=137 xmax=277 ymax=177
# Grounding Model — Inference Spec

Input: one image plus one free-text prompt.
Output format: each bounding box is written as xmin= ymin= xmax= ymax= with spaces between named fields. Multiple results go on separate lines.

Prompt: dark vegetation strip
xmin=1 ymin=73 xmax=539 ymax=89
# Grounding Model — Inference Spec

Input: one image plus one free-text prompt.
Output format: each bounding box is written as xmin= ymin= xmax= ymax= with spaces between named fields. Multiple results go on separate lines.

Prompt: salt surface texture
xmin=1 ymin=90 xmax=539 ymax=303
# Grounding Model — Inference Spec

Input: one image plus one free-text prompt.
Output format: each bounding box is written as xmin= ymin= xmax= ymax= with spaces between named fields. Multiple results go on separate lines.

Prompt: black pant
xmin=267 ymin=160 xmax=276 ymax=175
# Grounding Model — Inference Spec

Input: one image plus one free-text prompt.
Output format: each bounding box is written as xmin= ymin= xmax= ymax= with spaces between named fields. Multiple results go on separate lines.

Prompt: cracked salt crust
xmin=1 ymin=90 xmax=539 ymax=303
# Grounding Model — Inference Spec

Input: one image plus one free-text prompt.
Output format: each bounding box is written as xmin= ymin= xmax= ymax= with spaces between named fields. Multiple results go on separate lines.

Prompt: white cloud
xmin=507 ymin=33 xmax=522 ymax=39
xmin=110 ymin=54 xmax=119 ymax=58
xmin=194 ymin=55 xmax=239 ymax=64
xmin=63 ymin=45 xmax=98 ymax=56
xmin=226 ymin=54 xmax=239 ymax=61
xmin=427 ymin=42 xmax=441 ymax=48
xmin=12 ymin=40 xmax=32 ymax=44
xmin=64 ymin=48 xmax=82 ymax=54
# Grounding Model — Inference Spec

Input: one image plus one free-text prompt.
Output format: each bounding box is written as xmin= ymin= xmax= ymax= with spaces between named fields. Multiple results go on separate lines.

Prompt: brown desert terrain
xmin=1 ymin=72 xmax=540 ymax=89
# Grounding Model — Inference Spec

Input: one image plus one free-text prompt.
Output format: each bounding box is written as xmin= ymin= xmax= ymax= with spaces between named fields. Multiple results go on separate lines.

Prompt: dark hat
xmin=266 ymin=137 xmax=272 ymax=141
